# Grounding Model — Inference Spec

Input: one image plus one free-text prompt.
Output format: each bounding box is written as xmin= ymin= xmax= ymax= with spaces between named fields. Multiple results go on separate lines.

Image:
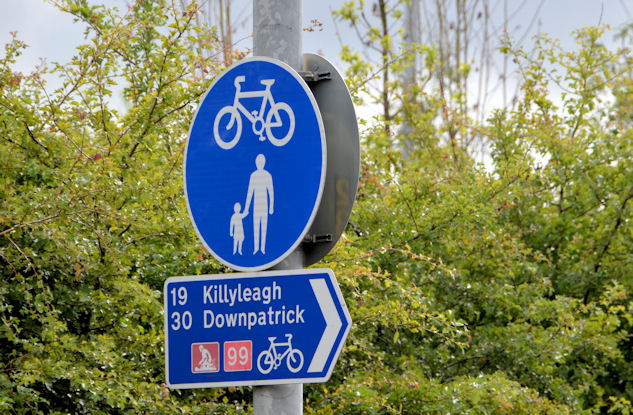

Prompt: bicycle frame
xmin=213 ymin=75 xmax=294 ymax=149
xmin=231 ymin=76 xmax=275 ymax=126
xmin=266 ymin=334 xmax=293 ymax=362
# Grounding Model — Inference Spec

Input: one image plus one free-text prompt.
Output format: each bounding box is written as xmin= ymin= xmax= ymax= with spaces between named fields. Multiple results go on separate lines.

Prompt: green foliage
xmin=0 ymin=1 xmax=246 ymax=412
xmin=327 ymin=2 xmax=633 ymax=412
xmin=3 ymin=0 xmax=633 ymax=413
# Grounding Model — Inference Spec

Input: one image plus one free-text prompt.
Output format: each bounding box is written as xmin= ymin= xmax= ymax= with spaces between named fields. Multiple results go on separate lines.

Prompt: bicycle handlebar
xmin=234 ymin=75 xmax=246 ymax=87
xmin=266 ymin=334 xmax=293 ymax=344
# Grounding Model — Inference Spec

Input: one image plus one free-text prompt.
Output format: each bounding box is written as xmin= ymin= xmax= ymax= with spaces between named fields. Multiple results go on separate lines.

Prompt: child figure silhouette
xmin=230 ymin=202 xmax=247 ymax=255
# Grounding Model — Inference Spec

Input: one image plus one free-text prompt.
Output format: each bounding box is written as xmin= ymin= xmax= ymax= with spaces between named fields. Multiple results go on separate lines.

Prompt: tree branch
xmin=0 ymin=213 xmax=61 ymax=237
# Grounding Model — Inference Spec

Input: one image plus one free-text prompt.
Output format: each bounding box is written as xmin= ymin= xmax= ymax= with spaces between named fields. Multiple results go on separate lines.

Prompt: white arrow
xmin=307 ymin=278 xmax=342 ymax=373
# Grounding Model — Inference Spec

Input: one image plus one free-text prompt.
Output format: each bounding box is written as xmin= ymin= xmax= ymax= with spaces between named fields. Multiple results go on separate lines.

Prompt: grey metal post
xmin=253 ymin=1 xmax=303 ymax=414
xmin=400 ymin=0 xmax=420 ymax=159
xmin=253 ymin=249 xmax=304 ymax=414
xmin=253 ymin=250 xmax=304 ymax=414
xmin=253 ymin=0 xmax=302 ymax=71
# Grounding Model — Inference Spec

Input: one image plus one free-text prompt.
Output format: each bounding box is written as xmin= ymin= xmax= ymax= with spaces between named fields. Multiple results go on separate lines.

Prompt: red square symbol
xmin=191 ymin=342 xmax=220 ymax=373
xmin=224 ymin=340 xmax=252 ymax=372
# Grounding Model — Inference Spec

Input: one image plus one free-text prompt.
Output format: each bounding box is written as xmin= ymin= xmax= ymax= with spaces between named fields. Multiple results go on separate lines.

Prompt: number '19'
xmin=170 ymin=286 xmax=187 ymax=306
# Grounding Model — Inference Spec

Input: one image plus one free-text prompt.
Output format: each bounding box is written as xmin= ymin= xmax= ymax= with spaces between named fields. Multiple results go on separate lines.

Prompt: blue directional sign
xmin=184 ymin=57 xmax=326 ymax=271
xmin=164 ymin=269 xmax=351 ymax=388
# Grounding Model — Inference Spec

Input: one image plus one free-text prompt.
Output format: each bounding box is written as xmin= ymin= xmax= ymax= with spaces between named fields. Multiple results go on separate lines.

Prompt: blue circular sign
xmin=184 ymin=57 xmax=326 ymax=271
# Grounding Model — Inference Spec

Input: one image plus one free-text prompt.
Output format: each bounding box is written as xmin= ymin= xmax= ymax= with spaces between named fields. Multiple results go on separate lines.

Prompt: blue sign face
xmin=164 ymin=269 xmax=351 ymax=388
xmin=184 ymin=57 xmax=326 ymax=271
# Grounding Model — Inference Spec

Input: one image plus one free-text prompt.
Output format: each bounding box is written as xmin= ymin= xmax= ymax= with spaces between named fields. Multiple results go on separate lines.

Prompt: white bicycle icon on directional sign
xmin=257 ymin=334 xmax=304 ymax=374
xmin=213 ymin=76 xmax=296 ymax=150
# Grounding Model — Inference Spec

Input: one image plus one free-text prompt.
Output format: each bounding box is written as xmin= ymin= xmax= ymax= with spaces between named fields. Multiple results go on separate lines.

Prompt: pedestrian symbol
xmin=244 ymin=154 xmax=274 ymax=255
xmin=184 ymin=57 xmax=326 ymax=271
xmin=230 ymin=202 xmax=247 ymax=255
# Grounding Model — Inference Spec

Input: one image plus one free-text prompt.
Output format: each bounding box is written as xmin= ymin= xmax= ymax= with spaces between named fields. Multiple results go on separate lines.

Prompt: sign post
xmin=252 ymin=1 xmax=305 ymax=413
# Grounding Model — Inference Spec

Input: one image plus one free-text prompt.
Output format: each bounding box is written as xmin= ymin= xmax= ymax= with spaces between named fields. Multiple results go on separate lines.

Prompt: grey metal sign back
xmin=300 ymin=53 xmax=360 ymax=266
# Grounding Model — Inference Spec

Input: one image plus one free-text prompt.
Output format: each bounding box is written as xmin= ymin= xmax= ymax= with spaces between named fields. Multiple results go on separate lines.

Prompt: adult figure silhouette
xmin=244 ymin=154 xmax=274 ymax=254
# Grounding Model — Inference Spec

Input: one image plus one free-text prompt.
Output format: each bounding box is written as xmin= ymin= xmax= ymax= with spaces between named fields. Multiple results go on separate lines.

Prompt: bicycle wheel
xmin=286 ymin=349 xmax=304 ymax=373
xmin=265 ymin=102 xmax=295 ymax=146
xmin=257 ymin=350 xmax=274 ymax=374
xmin=213 ymin=106 xmax=242 ymax=150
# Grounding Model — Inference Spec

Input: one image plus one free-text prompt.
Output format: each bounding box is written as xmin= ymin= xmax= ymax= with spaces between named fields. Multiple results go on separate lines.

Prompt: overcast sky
xmin=1 ymin=0 xmax=632 ymax=127
xmin=2 ymin=0 xmax=632 ymax=74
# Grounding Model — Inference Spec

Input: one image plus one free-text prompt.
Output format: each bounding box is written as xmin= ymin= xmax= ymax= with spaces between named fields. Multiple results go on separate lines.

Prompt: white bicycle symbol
xmin=257 ymin=334 xmax=304 ymax=374
xmin=213 ymin=76 xmax=295 ymax=150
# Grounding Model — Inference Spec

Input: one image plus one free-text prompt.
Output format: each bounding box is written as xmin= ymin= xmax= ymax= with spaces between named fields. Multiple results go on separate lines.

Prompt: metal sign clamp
xmin=299 ymin=71 xmax=332 ymax=83
xmin=303 ymin=233 xmax=333 ymax=244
